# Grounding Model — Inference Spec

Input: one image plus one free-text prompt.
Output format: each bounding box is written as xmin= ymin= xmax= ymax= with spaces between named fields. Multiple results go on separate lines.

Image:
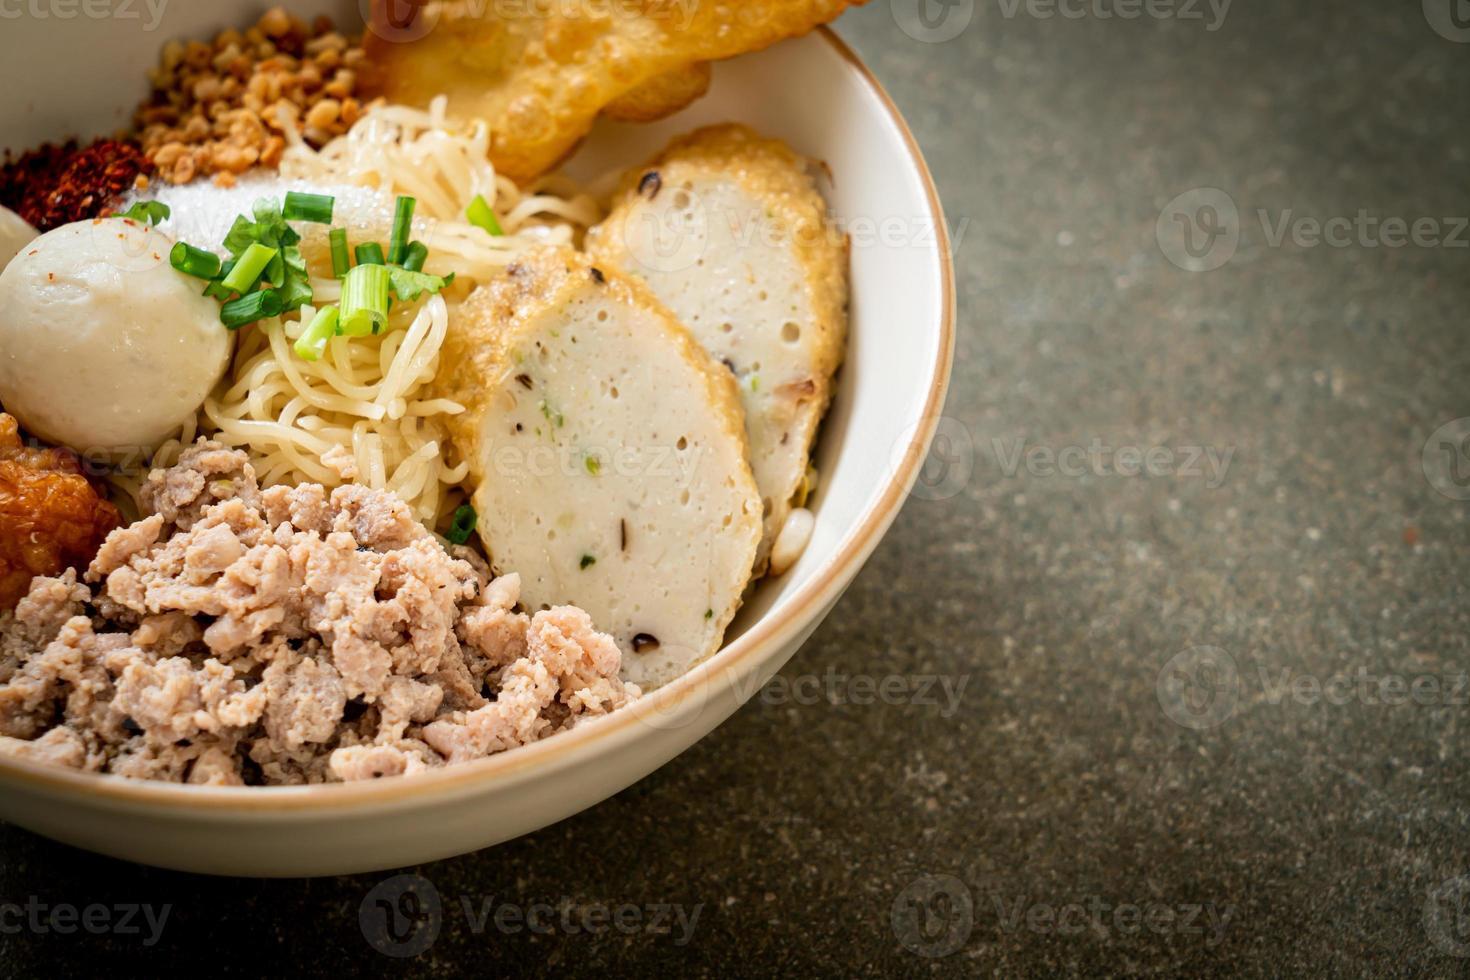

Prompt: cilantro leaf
xmin=387 ymin=267 xmax=452 ymax=303
xmin=118 ymin=200 xmax=171 ymax=226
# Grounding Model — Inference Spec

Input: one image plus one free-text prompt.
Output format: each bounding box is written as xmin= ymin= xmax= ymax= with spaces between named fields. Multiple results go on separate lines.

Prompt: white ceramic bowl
xmin=0 ymin=5 xmax=954 ymax=876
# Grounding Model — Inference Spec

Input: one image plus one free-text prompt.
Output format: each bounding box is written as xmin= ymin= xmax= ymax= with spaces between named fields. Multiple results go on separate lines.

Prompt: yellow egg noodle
xmin=114 ymin=98 xmax=605 ymax=527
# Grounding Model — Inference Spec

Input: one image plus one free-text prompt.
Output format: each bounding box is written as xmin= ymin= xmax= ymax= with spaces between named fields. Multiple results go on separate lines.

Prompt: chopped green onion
xmin=339 ymin=263 xmax=391 ymax=336
xmin=579 ymin=554 xmax=596 ymax=570
xmin=221 ymin=243 xmax=278 ymax=293
xmin=400 ymin=240 xmax=428 ymax=273
xmin=355 ymin=242 xmax=385 ymax=266
xmin=220 ymin=289 xmax=283 ymax=330
xmin=388 ymin=196 xmax=416 ymax=264
xmin=274 ymin=246 xmax=311 ymax=311
xmin=466 ymin=195 xmax=503 ymax=236
xmin=293 ymin=306 xmax=339 ymax=361
xmin=203 ymin=258 xmax=237 ymax=300
xmin=282 ymin=191 xmax=335 ymax=224
xmin=446 ymin=505 xmax=478 ymax=545
xmin=329 ymin=228 xmax=351 ymax=278
xmin=170 ymin=242 xmax=221 ymax=280
xmin=118 ymin=200 xmax=171 ymax=226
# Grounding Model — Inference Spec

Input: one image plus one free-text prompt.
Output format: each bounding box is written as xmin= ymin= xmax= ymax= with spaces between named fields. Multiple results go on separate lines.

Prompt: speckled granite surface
xmin=3 ymin=1 xmax=1468 ymax=975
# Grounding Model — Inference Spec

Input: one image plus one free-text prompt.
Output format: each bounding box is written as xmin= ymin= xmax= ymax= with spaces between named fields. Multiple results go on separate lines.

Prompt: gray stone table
xmin=3 ymin=0 xmax=1468 ymax=975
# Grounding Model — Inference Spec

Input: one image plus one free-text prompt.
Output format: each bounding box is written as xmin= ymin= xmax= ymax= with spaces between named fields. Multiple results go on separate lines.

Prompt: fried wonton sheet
xmin=361 ymin=0 xmax=868 ymax=182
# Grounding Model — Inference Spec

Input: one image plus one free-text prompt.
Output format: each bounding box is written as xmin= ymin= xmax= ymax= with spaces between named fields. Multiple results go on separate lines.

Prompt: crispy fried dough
xmin=361 ymin=0 xmax=868 ymax=181
xmin=603 ymin=62 xmax=712 ymax=122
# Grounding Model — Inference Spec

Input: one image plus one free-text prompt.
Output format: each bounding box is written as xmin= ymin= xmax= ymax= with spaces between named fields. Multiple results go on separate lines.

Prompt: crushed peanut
xmin=133 ymin=7 xmax=371 ymax=186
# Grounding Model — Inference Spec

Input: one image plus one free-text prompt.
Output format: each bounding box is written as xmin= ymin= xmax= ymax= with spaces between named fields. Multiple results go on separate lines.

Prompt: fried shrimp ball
xmin=0 ymin=414 xmax=121 ymax=609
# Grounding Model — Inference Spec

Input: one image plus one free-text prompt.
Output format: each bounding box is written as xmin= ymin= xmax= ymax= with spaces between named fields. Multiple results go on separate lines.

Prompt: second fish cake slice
xmin=587 ymin=124 xmax=849 ymax=575
xmin=435 ymin=246 xmax=763 ymax=689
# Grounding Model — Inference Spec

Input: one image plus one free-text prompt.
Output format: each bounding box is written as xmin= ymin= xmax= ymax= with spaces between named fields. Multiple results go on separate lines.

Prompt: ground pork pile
xmin=0 ymin=442 xmax=641 ymax=785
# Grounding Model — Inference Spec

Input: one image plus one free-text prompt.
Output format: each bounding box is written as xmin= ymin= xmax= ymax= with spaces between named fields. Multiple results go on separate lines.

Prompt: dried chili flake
xmin=0 ymin=139 xmax=152 ymax=232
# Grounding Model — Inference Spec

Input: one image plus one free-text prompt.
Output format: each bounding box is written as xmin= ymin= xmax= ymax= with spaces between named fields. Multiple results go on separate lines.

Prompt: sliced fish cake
xmin=587 ymin=124 xmax=848 ymax=575
xmin=435 ymin=246 xmax=762 ymax=688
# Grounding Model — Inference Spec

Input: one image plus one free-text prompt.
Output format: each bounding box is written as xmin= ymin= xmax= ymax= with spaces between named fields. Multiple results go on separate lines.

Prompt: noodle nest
xmin=119 ymin=98 xmax=604 ymax=528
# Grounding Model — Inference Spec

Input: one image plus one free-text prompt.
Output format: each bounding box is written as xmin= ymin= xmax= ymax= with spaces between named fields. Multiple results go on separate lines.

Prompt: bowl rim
xmin=0 ymin=26 xmax=957 ymax=812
